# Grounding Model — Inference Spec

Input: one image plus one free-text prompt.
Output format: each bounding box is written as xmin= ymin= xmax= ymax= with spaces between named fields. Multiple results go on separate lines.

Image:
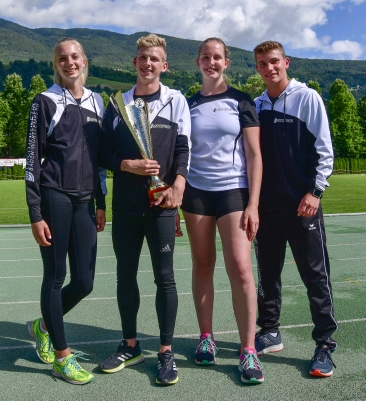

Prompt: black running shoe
xmin=156 ymin=350 xmax=179 ymax=385
xmin=99 ymin=340 xmax=144 ymax=373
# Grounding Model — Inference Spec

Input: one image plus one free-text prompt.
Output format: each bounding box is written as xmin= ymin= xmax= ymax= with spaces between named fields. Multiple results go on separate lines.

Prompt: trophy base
xmin=148 ymin=185 xmax=170 ymax=206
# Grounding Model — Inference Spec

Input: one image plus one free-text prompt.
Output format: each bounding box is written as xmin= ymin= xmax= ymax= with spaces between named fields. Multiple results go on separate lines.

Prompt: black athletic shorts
xmin=181 ymin=182 xmax=249 ymax=219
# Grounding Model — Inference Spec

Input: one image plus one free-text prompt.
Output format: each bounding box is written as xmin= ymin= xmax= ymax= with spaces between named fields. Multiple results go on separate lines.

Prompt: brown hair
xmin=253 ymin=41 xmax=286 ymax=62
xmin=136 ymin=34 xmax=167 ymax=61
xmin=53 ymin=37 xmax=88 ymax=86
xmin=198 ymin=37 xmax=230 ymax=59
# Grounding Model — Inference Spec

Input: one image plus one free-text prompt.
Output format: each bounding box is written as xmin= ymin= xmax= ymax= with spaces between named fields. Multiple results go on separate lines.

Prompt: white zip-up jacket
xmin=99 ymin=83 xmax=191 ymax=216
xmin=255 ymin=79 xmax=333 ymax=210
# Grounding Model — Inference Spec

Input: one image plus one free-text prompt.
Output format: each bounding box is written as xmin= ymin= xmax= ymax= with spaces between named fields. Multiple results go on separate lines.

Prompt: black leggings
xmin=39 ymin=188 xmax=97 ymax=351
xmin=112 ymin=212 xmax=178 ymax=346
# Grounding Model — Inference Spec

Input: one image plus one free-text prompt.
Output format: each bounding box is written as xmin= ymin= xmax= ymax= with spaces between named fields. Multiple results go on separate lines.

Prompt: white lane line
xmin=1 ymin=318 xmax=365 ymax=351
xmin=0 ymin=244 xmax=117 ymax=250
xmin=2 ymin=254 xmax=366 ymax=264
xmin=2 ymin=242 xmax=366 ymax=251
xmin=0 ymin=235 xmax=113 ymax=240
xmin=0 ymin=280 xmax=364 ymax=304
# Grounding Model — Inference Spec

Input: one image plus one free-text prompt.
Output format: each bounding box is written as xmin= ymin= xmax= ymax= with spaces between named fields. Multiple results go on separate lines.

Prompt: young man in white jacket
xmin=98 ymin=34 xmax=191 ymax=385
xmin=253 ymin=40 xmax=337 ymax=377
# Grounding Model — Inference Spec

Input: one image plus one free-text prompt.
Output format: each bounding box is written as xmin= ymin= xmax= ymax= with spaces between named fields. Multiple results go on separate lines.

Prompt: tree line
xmin=0 ymin=69 xmax=366 ymax=160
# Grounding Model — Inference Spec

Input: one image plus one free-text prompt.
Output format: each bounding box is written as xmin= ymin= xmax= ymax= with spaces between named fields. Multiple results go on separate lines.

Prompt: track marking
xmin=0 ymin=279 xmax=364 ymax=304
xmin=1 ymin=318 xmax=365 ymax=351
xmin=2 ymin=241 xmax=366 ymax=251
xmin=2 ymin=255 xmax=366 ymax=264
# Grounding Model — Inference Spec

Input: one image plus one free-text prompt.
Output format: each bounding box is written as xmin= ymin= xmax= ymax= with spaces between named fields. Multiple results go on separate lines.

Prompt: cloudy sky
xmin=1 ymin=0 xmax=365 ymax=60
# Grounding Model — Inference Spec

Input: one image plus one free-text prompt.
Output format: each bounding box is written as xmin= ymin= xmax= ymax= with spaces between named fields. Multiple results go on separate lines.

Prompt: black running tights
xmin=39 ymin=188 xmax=97 ymax=351
xmin=112 ymin=213 xmax=178 ymax=346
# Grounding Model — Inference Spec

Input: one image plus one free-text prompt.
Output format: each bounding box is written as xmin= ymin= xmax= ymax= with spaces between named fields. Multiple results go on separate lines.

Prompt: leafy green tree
xmin=185 ymin=83 xmax=201 ymax=98
xmin=28 ymin=74 xmax=47 ymax=103
xmin=358 ymin=95 xmax=366 ymax=141
xmin=173 ymin=71 xmax=197 ymax=93
xmin=0 ymin=98 xmax=11 ymax=153
xmin=307 ymin=80 xmax=322 ymax=96
xmin=101 ymin=91 xmax=110 ymax=108
xmin=240 ymin=73 xmax=266 ymax=99
xmin=0 ymin=73 xmax=28 ymax=157
xmin=328 ymin=79 xmax=364 ymax=158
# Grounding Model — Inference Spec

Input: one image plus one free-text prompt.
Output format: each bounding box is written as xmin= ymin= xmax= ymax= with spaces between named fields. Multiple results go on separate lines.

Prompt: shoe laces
xmin=196 ymin=337 xmax=217 ymax=354
xmin=241 ymin=352 xmax=263 ymax=371
xmin=159 ymin=351 xmax=174 ymax=368
xmin=312 ymin=346 xmax=337 ymax=368
xmin=37 ymin=331 xmax=52 ymax=353
xmin=65 ymin=352 xmax=89 ymax=372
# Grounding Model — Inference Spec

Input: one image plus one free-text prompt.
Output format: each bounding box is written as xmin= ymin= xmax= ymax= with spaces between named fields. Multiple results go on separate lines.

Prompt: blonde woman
xmin=26 ymin=37 xmax=106 ymax=385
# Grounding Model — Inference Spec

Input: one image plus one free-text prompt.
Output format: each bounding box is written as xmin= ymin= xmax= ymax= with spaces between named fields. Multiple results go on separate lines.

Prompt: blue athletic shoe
xmin=255 ymin=330 xmax=284 ymax=356
xmin=309 ymin=345 xmax=336 ymax=377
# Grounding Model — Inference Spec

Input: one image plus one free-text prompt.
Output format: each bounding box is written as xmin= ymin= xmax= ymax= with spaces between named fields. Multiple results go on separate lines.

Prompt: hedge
xmin=1 ymin=159 xmax=366 ymax=180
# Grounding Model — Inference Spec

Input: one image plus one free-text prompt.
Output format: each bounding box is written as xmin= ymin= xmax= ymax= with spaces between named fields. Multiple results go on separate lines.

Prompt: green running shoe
xmin=27 ymin=318 xmax=55 ymax=364
xmin=52 ymin=352 xmax=94 ymax=385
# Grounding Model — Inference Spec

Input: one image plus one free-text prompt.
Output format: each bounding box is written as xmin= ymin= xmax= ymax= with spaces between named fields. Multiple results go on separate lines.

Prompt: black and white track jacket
xmin=99 ymin=83 xmax=191 ymax=216
xmin=255 ymin=79 xmax=333 ymax=211
xmin=25 ymin=84 xmax=105 ymax=223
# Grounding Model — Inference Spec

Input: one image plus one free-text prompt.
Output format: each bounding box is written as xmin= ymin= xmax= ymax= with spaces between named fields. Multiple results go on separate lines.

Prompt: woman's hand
xmin=242 ymin=204 xmax=259 ymax=242
xmin=31 ymin=220 xmax=52 ymax=246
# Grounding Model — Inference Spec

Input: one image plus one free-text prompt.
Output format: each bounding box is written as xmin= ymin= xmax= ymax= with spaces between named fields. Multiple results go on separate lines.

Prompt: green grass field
xmin=0 ymin=174 xmax=365 ymax=225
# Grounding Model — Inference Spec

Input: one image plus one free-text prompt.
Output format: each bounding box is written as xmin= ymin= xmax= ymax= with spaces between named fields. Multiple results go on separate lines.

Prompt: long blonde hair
xmin=53 ymin=37 xmax=88 ymax=86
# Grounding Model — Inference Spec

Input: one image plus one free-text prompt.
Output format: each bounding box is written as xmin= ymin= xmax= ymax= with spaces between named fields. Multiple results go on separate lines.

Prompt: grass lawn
xmin=321 ymin=174 xmax=366 ymax=214
xmin=0 ymin=174 xmax=365 ymax=225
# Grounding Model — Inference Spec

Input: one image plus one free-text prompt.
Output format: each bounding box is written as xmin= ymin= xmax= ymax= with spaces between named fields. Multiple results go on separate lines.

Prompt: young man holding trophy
xmin=98 ymin=34 xmax=191 ymax=385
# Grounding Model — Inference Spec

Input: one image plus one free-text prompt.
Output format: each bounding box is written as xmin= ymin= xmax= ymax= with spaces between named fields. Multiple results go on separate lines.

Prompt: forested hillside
xmin=1 ymin=18 xmax=366 ymax=98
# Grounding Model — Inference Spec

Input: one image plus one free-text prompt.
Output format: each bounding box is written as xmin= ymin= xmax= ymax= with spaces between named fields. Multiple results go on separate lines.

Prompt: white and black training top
xmin=25 ymin=84 xmax=106 ymax=223
xmin=255 ymin=78 xmax=334 ymax=210
xmin=187 ymin=86 xmax=260 ymax=191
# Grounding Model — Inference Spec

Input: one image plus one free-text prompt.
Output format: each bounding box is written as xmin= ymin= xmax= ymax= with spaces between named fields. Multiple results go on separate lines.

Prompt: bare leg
xmin=183 ymin=211 xmax=217 ymax=335
xmin=217 ymin=211 xmax=257 ymax=350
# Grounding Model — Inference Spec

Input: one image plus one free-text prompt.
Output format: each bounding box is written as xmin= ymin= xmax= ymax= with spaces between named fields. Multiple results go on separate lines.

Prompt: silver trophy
xmin=110 ymin=91 xmax=169 ymax=205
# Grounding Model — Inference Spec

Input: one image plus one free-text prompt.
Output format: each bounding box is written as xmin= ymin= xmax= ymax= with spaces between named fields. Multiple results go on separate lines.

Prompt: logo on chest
xmin=274 ymin=118 xmax=293 ymax=123
xmin=213 ymin=108 xmax=233 ymax=112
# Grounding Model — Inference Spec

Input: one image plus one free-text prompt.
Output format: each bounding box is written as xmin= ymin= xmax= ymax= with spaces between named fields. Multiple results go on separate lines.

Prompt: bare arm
xmin=242 ymin=126 xmax=262 ymax=241
xmin=120 ymin=159 xmax=160 ymax=176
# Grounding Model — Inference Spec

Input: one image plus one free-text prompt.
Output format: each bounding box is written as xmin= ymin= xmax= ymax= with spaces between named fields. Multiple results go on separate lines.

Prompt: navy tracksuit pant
xmin=255 ymin=205 xmax=337 ymax=349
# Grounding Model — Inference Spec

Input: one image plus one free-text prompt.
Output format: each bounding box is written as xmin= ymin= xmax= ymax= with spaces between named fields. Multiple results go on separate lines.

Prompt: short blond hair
xmin=253 ymin=41 xmax=286 ymax=62
xmin=53 ymin=37 xmax=88 ymax=86
xmin=136 ymin=34 xmax=167 ymax=60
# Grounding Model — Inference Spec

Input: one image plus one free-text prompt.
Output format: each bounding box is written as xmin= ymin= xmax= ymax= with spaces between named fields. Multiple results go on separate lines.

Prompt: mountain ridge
xmin=1 ymin=18 xmax=366 ymax=96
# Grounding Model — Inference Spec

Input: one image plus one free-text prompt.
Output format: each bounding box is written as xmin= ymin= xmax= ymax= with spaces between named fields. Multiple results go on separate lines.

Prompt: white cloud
xmin=0 ymin=0 xmax=364 ymax=59
xmin=323 ymin=40 xmax=364 ymax=59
